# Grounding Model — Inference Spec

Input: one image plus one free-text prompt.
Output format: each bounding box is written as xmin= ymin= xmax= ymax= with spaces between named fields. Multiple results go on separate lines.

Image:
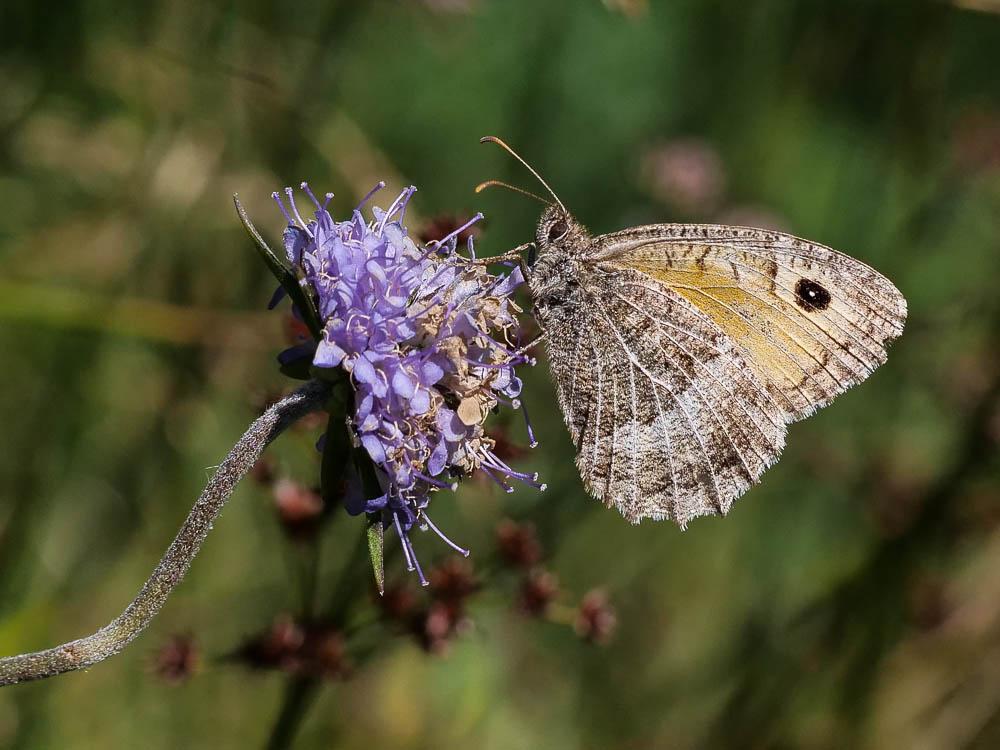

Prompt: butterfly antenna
xmin=479 ymin=136 xmax=567 ymax=214
xmin=474 ymin=179 xmax=550 ymax=206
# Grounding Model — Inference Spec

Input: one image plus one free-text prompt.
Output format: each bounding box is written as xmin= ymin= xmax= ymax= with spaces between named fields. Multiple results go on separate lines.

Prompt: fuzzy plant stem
xmin=0 ymin=379 xmax=331 ymax=687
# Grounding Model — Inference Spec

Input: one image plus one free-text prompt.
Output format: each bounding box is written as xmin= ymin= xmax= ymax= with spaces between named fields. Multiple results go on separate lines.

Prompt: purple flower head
xmin=272 ymin=183 xmax=544 ymax=585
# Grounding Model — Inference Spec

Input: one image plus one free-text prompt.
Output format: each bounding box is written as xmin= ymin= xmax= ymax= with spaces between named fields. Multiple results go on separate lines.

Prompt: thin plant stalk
xmin=0 ymin=379 xmax=331 ymax=687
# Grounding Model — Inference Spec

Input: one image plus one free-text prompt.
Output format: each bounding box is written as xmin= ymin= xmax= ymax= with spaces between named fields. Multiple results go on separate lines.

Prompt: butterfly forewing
xmin=591 ymin=224 xmax=907 ymax=422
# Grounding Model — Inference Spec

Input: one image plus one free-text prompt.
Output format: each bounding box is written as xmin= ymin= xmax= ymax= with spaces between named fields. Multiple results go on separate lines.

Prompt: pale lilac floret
xmin=272 ymin=183 xmax=543 ymax=584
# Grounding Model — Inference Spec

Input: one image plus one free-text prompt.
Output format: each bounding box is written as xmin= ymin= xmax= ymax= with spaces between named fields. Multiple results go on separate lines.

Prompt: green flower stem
xmin=265 ymin=677 xmax=322 ymax=750
xmin=0 ymin=379 xmax=331 ymax=687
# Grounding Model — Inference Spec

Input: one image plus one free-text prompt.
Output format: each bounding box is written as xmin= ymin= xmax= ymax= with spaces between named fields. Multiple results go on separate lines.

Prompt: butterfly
xmin=477 ymin=137 xmax=907 ymax=528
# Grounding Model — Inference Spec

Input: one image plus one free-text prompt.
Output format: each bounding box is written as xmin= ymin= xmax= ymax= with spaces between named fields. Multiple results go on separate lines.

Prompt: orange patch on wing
xmin=630 ymin=263 xmax=822 ymax=401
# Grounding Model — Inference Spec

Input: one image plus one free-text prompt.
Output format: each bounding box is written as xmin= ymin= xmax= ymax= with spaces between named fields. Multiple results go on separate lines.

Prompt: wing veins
xmin=728 ymin=248 xmax=899 ymax=350
xmin=649 ymin=384 xmax=680 ymax=521
xmin=608 ymin=288 xmax=784 ymax=459
xmin=604 ymin=232 xmax=902 ymax=331
xmin=587 ymin=333 xmax=605 ymax=489
xmin=672 ymin=283 xmax=845 ymax=401
xmin=676 ymin=280 xmax=864 ymax=386
xmin=565 ymin=333 xmax=586 ymax=425
xmin=591 ymin=303 xmax=728 ymax=511
xmin=615 ymin=281 xmax=794 ymax=418
xmin=604 ymin=368 xmax=620 ymax=502
xmin=626 ymin=359 xmax=641 ymax=510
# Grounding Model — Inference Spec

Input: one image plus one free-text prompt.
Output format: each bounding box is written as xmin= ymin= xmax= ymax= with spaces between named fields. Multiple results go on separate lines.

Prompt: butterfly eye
xmin=795 ymin=278 xmax=832 ymax=311
xmin=547 ymin=218 xmax=569 ymax=243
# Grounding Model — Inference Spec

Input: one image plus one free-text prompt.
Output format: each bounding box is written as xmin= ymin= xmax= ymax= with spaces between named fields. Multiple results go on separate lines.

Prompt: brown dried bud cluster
xmin=496 ymin=519 xmax=542 ymax=568
xmin=575 ymin=590 xmax=618 ymax=645
xmin=284 ymin=311 xmax=312 ymax=347
xmin=487 ymin=427 xmax=530 ymax=465
xmin=378 ymin=583 xmax=420 ymax=622
xmin=272 ymin=478 xmax=325 ymax=540
xmin=421 ymin=558 xmax=478 ymax=653
xmin=950 ymin=106 xmax=1000 ymax=177
xmin=237 ymin=615 xmax=349 ymax=680
xmin=640 ymin=138 xmax=726 ymax=215
xmin=249 ymin=456 xmax=276 ymax=486
xmin=518 ymin=569 xmax=560 ymax=617
xmin=867 ymin=457 xmax=928 ymax=539
xmin=907 ymin=575 xmax=951 ymax=632
xmin=378 ymin=558 xmax=480 ymax=655
xmin=152 ymin=634 xmax=199 ymax=685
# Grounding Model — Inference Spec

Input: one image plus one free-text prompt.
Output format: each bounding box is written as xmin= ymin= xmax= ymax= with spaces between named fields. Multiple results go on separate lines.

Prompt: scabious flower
xmin=270 ymin=182 xmax=543 ymax=584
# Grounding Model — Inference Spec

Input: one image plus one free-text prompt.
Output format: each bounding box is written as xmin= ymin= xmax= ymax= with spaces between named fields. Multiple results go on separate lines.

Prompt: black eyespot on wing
xmin=795 ymin=278 xmax=831 ymax=312
xmin=547 ymin=218 xmax=569 ymax=243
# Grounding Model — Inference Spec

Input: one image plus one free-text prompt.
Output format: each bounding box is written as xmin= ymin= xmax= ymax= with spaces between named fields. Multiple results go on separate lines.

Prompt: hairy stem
xmin=0 ymin=379 xmax=331 ymax=687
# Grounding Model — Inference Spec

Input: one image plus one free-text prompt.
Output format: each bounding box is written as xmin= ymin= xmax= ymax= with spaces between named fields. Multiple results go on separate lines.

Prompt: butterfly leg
xmin=510 ymin=332 xmax=546 ymax=359
xmin=470 ymin=242 xmax=534 ymax=269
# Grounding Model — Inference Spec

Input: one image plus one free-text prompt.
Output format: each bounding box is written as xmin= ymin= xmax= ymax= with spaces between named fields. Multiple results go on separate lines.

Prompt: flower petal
xmin=283 ymin=226 xmax=308 ymax=266
xmin=427 ymin=439 xmax=448 ymax=476
xmin=360 ymin=433 xmax=387 ymax=464
xmin=410 ymin=387 xmax=431 ymax=415
xmin=352 ymin=354 xmax=377 ymax=384
xmin=314 ymin=338 xmax=346 ymax=368
xmin=421 ymin=359 xmax=445 ymax=385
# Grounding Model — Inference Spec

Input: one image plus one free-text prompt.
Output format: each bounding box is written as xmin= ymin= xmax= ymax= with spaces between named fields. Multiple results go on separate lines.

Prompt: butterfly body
xmin=526 ymin=205 xmax=907 ymax=527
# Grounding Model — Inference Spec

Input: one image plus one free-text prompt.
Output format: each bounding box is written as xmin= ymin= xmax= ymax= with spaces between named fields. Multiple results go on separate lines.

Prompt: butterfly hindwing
xmin=540 ymin=264 xmax=787 ymax=526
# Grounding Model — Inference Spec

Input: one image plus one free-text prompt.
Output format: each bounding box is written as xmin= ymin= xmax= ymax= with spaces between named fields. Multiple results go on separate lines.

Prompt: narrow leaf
xmin=366 ymin=515 xmax=385 ymax=596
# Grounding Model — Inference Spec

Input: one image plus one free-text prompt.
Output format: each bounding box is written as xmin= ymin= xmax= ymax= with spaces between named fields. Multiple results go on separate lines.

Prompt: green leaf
xmin=366 ymin=515 xmax=385 ymax=596
xmin=232 ymin=194 xmax=324 ymax=340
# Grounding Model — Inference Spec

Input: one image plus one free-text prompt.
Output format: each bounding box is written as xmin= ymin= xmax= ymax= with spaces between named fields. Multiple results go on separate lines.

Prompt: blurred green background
xmin=2 ymin=0 xmax=1000 ymax=747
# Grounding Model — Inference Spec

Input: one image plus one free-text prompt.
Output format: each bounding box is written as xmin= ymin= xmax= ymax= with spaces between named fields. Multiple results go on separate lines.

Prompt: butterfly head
xmin=525 ymin=205 xmax=590 ymax=312
xmin=535 ymin=204 xmax=585 ymax=260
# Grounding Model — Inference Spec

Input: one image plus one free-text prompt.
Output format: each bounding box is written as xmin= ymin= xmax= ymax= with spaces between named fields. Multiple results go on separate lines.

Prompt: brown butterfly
xmin=478 ymin=136 xmax=907 ymax=528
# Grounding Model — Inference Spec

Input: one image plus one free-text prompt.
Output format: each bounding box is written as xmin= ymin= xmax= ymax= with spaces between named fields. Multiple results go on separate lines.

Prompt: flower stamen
xmin=420 ymin=512 xmax=471 ymax=557
xmin=356 ymin=181 xmax=387 ymax=211
xmin=300 ymin=181 xmax=325 ymax=210
xmin=284 ymin=187 xmax=313 ymax=237
xmin=427 ymin=213 xmax=484 ymax=249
